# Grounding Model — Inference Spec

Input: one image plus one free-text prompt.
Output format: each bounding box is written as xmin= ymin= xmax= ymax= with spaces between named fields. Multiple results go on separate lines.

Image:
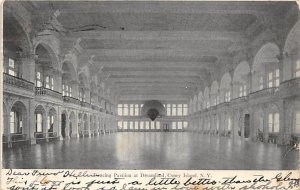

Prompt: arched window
xmin=35 ymin=113 xmax=43 ymax=132
xmin=10 ymin=109 xmax=22 ymax=133
xmin=268 ymin=112 xmax=279 ymax=133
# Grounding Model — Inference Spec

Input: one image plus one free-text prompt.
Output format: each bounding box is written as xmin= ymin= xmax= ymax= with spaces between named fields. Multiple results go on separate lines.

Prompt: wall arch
xmin=252 ymin=43 xmax=280 ymax=91
xmin=283 ymin=20 xmax=300 ymax=81
xmin=233 ymin=61 xmax=250 ymax=98
xmin=220 ymin=73 xmax=232 ymax=102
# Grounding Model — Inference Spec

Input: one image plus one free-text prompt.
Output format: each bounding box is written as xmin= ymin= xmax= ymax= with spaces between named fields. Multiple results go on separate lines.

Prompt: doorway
xmin=244 ymin=114 xmax=250 ymax=138
xmin=61 ymin=114 xmax=66 ymax=138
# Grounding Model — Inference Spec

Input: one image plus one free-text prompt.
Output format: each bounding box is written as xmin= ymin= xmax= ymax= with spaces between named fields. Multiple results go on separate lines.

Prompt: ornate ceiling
xmin=5 ymin=1 xmax=299 ymax=102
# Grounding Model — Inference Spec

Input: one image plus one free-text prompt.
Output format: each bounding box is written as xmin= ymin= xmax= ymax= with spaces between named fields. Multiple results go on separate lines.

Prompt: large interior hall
xmin=2 ymin=1 xmax=300 ymax=170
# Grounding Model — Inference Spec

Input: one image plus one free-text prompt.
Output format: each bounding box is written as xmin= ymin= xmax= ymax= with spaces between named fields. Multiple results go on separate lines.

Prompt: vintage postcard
xmin=1 ymin=0 xmax=299 ymax=189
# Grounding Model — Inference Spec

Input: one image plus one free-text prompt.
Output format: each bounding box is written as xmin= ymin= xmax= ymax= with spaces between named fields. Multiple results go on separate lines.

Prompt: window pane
xmin=129 ymin=104 xmax=134 ymax=116
xmin=268 ymin=114 xmax=273 ymax=132
xmin=183 ymin=105 xmax=188 ymax=116
xmin=228 ymin=117 xmax=232 ymax=131
xmin=129 ymin=121 xmax=133 ymax=129
xmin=145 ymin=121 xmax=149 ymax=129
xmin=135 ymin=121 xmax=139 ymax=130
xmin=36 ymin=113 xmax=43 ymax=132
xmin=10 ymin=111 xmax=15 ymax=133
xmin=123 ymin=121 xmax=128 ymax=130
xmin=275 ymin=69 xmax=279 ymax=78
xmin=150 ymin=121 xmax=155 ymax=129
xmin=118 ymin=121 xmax=122 ymax=129
xmin=123 ymin=104 xmax=128 ymax=116
xmin=183 ymin=121 xmax=188 ymax=129
xmin=274 ymin=113 xmax=279 ymax=132
xmin=140 ymin=121 xmax=144 ymax=129
xmin=178 ymin=121 xmax=183 ymax=129
xmin=177 ymin=104 xmax=183 ymax=116
xmin=167 ymin=104 xmax=171 ymax=116
xmin=172 ymin=122 xmax=177 ymax=130
xmin=172 ymin=104 xmax=177 ymax=116
xmin=8 ymin=58 xmax=15 ymax=76
xmin=134 ymin=104 xmax=139 ymax=116
xmin=156 ymin=122 xmax=160 ymax=129
xmin=118 ymin=104 xmax=123 ymax=116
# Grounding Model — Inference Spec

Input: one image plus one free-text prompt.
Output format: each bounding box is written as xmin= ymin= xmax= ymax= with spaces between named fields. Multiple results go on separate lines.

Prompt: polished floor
xmin=2 ymin=132 xmax=299 ymax=169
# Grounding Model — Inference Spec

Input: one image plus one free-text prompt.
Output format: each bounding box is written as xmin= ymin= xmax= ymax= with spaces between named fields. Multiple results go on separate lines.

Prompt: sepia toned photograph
xmin=2 ymin=0 xmax=300 ymax=170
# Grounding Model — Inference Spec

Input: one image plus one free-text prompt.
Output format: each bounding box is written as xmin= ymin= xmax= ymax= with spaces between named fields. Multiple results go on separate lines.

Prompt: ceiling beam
xmin=65 ymin=31 xmax=245 ymax=42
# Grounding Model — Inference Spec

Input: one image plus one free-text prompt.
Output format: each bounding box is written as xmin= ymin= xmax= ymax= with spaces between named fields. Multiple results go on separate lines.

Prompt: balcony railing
xmin=81 ymin=101 xmax=91 ymax=108
xmin=280 ymin=77 xmax=300 ymax=98
xmin=2 ymin=133 xmax=28 ymax=142
xmin=34 ymin=132 xmax=47 ymax=139
xmin=230 ymin=96 xmax=248 ymax=104
xmin=249 ymin=87 xmax=279 ymax=100
xmin=3 ymin=73 xmax=34 ymax=91
xmin=92 ymin=105 xmax=99 ymax=110
xmin=217 ymin=102 xmax=230 ymax=109
xmin=63 ymin=96 xmax=80 ymax=105
xmin=48 ymin=132 xmax=58 ymax=138
xmin=35 ymin=87 xmax=62 ymax=100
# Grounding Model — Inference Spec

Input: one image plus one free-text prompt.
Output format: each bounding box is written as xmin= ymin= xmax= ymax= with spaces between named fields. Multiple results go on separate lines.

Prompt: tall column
xmin=65 ymin=113 xmax=70 ymax=139
xmin=43 ymin=111 xmax=48 ymax=141
xmin=75 ymin=111 xmax=79 ymax=138
xmin=249 ymin=106 xmax=256 ymax=141
xmin=278 ymin=100 xmax=287 ymax=145
xmin=29 ymin=100 xmax=36 ymax=144
xmin=87 ymin=114 xmax=91 ymax=137
xmin=248 ymin=72 xmax=253 ymax=94
xmin=263 ymin=105 xmax=269 ymax=142
xmin=233 ymin=110 xmax=239 ymax=139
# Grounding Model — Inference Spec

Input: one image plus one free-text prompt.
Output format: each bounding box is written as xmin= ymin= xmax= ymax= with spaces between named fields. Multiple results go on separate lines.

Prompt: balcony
xmin=249 ymin=87 xmax=279 ymax=101
xmin=35 ymin=87 xmax=62 ymax=100
xmin=280 ymin=77 xmax=300 ymax=98
xmin=217 ymin=102 xmax=230 ymax=109
xmin=92 ymin=104 xmax=99 ymax=111
xmin=80 ymin=101 xmax=91 ymax=108
xmin=3 ymin=73 xmax=34 ymax=92
xmin=63 ymin=96 xmax=80 ymax=105
xmin=230 ymin=96 xmax=248 ymax=105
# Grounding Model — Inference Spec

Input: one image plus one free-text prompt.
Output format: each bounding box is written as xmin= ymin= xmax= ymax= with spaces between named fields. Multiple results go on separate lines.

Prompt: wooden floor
xmin=2 ymin=132 xmax=299 ymax=169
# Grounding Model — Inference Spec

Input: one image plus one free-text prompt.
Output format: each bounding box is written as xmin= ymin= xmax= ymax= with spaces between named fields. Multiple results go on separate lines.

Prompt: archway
xmin=61 ymin=112 xmax=67 ymax=138
xmin=10 ymin=101 xmax=28 ymax=141
xmin=34 ymin=105 xmax=46 ymax=139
